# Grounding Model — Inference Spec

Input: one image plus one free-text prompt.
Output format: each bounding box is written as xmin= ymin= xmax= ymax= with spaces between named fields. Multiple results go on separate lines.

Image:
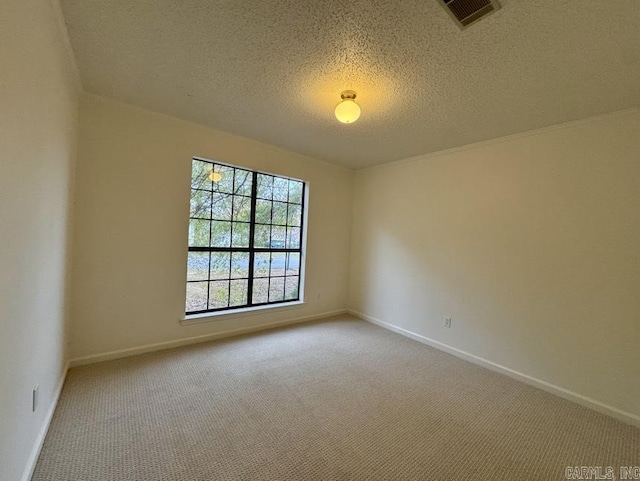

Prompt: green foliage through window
xmin=185 ymin=158 xmax=305 ymax=314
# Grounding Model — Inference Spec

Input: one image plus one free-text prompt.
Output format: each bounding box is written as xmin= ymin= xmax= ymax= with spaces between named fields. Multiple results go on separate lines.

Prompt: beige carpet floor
xmin=33 ymin=316 xmax=639 ymax=480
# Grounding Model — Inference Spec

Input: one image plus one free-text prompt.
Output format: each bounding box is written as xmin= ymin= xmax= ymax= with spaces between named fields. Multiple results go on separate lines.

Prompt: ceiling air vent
xmin=437 ymin=0 xmax=501 ymax=29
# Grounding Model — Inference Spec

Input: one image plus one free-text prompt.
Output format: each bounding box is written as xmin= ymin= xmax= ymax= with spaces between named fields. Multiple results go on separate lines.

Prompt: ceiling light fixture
xmin=335 ymin=90 xmax=361 ymax=124
xmin=209 ymin=170 xmax=222 ymax=182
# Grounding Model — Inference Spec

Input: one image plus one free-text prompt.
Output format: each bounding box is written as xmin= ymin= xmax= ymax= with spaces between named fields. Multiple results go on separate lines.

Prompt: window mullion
xmin=247 ymin=171 xmax=258 ymax=306
xmin=206 ymin=168 xmax=214 ymax=310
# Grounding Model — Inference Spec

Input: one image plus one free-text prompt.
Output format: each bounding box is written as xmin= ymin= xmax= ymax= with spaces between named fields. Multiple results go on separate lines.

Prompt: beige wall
xmin=0 ymin=0 xmax=80 ymax=479
xmin=349 ymin=110 xmax=640 ymax=419
xmin=70 ymin=94 xmax=353 ymax=359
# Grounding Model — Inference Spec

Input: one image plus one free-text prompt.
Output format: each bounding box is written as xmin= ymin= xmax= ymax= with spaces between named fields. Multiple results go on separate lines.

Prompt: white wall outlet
xmin=32 ymin=384 xmax=39 ymax=412
xmin=444 ymin=318 xmax=452 ymax=328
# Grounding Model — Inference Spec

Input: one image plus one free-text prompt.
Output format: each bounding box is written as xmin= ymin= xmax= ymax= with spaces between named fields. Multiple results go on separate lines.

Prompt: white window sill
xmin=180 ymin=301 xmax=306 ymax=326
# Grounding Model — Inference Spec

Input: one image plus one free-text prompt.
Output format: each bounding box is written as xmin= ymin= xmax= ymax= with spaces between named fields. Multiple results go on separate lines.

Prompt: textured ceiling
xmin=60 ymin=0 xmax=640 ymax=169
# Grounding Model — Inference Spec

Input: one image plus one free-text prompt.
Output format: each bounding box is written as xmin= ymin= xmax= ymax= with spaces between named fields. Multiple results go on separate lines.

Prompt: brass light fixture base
xmin=340 ymin=90 xmax=357 ymax=101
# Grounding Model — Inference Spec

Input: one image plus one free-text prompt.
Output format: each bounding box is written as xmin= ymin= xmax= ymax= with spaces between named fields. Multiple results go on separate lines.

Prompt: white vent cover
xmin=437 ymin=0 xmax=501 ymax=29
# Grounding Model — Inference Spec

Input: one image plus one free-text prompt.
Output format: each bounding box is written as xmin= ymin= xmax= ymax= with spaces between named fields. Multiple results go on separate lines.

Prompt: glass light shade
xmin=335 ymin=99 xmax=361 ymax=124
xmin=209 ymin=171 xmax=222 ymax=182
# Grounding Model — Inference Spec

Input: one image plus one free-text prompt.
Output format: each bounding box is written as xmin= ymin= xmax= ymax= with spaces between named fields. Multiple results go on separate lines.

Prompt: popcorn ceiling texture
xmin=59 ymin=0 xmax=640 ymax=168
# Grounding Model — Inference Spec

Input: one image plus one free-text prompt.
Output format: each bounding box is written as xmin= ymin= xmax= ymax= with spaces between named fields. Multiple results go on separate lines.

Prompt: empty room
xmin=1 ymin=0 xmax=639 ymax=480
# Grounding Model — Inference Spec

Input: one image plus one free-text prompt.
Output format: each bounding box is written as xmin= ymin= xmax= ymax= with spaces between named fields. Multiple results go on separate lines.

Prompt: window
xmin=185 ymin=158 xmax=305 ymax=315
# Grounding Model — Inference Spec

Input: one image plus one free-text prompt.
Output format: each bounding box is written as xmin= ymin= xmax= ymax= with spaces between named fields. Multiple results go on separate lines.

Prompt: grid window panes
xmin=186 ymin=158 xmax=305 ymax=314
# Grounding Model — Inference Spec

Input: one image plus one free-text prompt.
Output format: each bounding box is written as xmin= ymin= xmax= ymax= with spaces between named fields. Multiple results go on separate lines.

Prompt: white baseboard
xmin=69 ymin=309 xmax=348 ymax=367
xmin=348 ymin=309 xmax=640 ymax=428
xmin=21 ymin=361 xmax=70 ymax=481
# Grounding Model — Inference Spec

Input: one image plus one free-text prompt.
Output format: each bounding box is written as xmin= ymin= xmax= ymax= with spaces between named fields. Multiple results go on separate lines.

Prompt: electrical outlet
xmin=444 ymin=318 xmax=452 ymax=328
xmin=32 ymin=385 xmax=39 ymax=412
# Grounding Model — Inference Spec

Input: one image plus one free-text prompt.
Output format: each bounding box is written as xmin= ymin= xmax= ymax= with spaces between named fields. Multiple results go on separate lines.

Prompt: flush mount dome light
xmin=334 ymin=90 xmax=361 ymax=124
xmin=209 ymin=170 xmax=222 ymax=182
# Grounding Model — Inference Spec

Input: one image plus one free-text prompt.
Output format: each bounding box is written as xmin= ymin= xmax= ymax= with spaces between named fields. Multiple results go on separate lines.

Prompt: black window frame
xmin=185 ymin=157 xmax=306 ymax=315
